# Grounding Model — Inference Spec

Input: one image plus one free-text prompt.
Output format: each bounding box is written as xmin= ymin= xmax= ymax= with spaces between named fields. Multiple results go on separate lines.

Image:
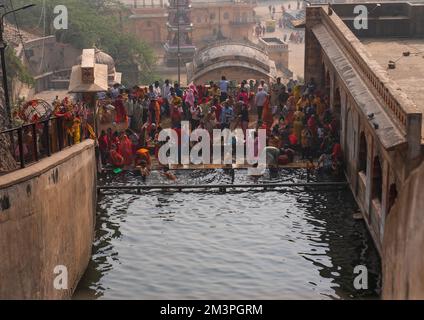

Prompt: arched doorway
xmin=358 ymin=132 xmax=367 ymax=173
xmin=372 ymin=156 xmax=383 ymax=203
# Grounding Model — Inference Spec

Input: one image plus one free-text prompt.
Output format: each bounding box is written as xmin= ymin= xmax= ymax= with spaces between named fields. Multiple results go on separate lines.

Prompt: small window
xmin=146 ymin=21 xmax=151 ymax=27
xmin=223 ymin=12 xmax=230 ymax=20
xmin=210 ymin=13 xmax=216 ymax=20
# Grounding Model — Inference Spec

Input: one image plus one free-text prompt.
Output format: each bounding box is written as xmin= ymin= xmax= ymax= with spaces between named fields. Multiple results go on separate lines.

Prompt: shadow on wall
xmin=383 ymin=160 xmax=424 ymax=299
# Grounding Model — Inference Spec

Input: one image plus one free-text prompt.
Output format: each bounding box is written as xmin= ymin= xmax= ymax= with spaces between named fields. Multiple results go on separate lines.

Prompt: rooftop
xmin=361 ymin=38 xmax=424 ymax=116
xmin=260 ymin=37 xmax=285 ymax=45
xmin=194 ymin=41 xmax=269 ymax=71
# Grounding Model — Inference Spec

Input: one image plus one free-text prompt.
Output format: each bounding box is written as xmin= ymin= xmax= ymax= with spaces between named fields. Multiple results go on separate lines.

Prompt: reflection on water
xmin=74 ymin=170 xmax=381 ymax=300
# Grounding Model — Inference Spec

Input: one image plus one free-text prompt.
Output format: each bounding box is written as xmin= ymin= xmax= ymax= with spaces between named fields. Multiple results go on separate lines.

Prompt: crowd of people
xmin=95 ymin=75 xmax=343 ymax=177
xmin=11 ymin=96 xmax=96 ymax=161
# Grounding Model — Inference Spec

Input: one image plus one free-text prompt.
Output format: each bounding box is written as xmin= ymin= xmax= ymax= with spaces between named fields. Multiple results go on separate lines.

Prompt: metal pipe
xmin=98 ymin=182 xmax=348 ymax=191
xmin=32 ymin=123 xmax=38 ymax=162
xmin=43 ymin=120 xmax=50 ymax=157
xmin=0 ymin=23 xmax=11 ymax=128
xmin=102 ymin=165 xmax=318 ymax=172
xmin=177 ymin=0 xmax=181 ymax=84
xmin=57 ymin=117 xmax=63 ymax=151
xmin=17 ymin=127 xmax=24 ymax=168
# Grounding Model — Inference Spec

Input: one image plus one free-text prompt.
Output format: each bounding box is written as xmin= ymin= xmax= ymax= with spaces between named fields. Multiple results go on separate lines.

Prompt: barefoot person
xmin=136 ymin=160 xmax=151 ymax=179
xmin=161 ymin=167 xmax=177 ymax=181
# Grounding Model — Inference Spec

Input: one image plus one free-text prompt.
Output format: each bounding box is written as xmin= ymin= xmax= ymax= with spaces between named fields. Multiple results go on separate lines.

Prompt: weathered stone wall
xmin=22 ymin=36 xmax=81 ymax=95
xmin=382 ymin=161 xmax=424 ymax=299
xmin=304 ymin=6 xmax=324 ymax=87
xmin=305 ymin=5 xmax=423 ymax=253
xmin=0 ymin=140 xmax=96 ymax=299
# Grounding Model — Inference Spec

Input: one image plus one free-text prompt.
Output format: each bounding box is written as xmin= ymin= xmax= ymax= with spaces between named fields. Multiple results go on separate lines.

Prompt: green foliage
xmin=5 ymin=47 xmax=34 ymax=87
xmin=10 ymin=0 xmax=157 ymax=85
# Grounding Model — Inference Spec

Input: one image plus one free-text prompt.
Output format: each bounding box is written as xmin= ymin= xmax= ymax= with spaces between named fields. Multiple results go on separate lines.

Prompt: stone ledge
xmin=0 ymin=139 xmax=95 ymax=190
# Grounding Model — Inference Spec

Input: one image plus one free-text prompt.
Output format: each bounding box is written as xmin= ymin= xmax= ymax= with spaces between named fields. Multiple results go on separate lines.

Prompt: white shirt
xmin=255 ymin=91 xmax=268 ymax=106
xmin=163 ymin=84 xmax=171 ymax=99
xmin=154 ymin=86 xmax=162 ymax=97
xmin=219 ymin=80 xmax=229 ymax=93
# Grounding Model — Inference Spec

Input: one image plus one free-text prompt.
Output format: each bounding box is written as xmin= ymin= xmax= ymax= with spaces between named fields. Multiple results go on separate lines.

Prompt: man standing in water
xmin=263 ymin=146 xmax=281 ymax=169
xmin=137 ymin=160 xmax=151 ymax=180
xmin=250 ymin=146 xmax=281 ymax=177
xmin=161 ymin=167 xmax=177 ymax=181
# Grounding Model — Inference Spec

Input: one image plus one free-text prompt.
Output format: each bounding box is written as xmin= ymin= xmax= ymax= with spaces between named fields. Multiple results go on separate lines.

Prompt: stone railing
xmin=319 ymin=7 xmax=420 ymax=132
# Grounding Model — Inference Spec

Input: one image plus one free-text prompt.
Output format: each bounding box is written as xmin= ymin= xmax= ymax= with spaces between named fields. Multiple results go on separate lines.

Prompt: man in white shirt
xmin=255 ymin=87 xmax=268 ymax=121
xmin=259 ymin=79 xmax=269 ymax=93
xmin=153 ymin=81 xmax=162 ymax=97
xmin=163 ymin=79 xmax=171 ymax=99
xmin=219 ymin=76 xmax=229 ymax=102
xmin=162 ymin=79 xmax=172 ymax=116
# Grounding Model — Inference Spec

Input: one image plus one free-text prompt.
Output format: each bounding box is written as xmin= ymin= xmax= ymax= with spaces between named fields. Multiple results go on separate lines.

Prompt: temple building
xmin=164 ymin=0 xmax=196 ymax=67
xmin=189 ymin=0 xmax=256 ymax=44
xmin=186 ymin=41 xmax=277 ymax=84
xmin=124 ymin=0 xmax=257 ymax=48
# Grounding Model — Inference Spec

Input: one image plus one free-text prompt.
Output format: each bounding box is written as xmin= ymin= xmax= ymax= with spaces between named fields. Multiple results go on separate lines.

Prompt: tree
xmin=5 ymin=46 xmax=34 ymax=87
xmin=9 ymin=0 xmax=157 ymax=85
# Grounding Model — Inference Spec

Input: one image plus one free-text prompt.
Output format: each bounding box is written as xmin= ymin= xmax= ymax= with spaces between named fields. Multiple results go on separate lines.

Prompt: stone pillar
xmin=365 ymin=135 xmax=373 ymax=217
xmin=329 ymin=72 xmax=335 ymax=110
xmin=406 ymin=113 xmax=423 ymax=168
xmin=340 ymin=91 xmax=347 ymax=163
xmin=304 ymin=7 xmax=323 ymax=85
xmin=380 ymin=160 xmax=390 ymax=242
